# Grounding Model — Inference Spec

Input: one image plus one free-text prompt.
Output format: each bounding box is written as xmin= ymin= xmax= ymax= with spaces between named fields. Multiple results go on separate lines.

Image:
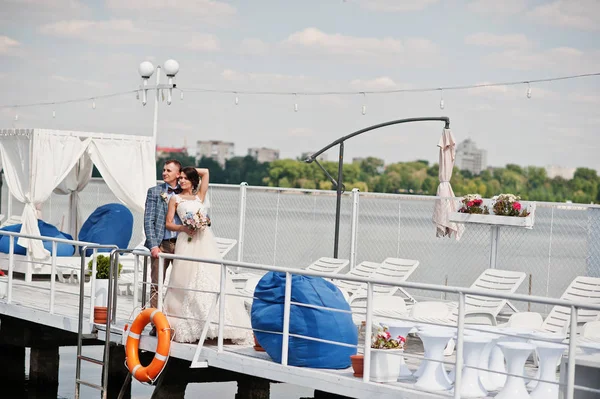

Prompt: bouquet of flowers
xmin=458 ymin=194 xmax=487 ymax=214
xmin=491 ymin=193 xmax=530 ymax=217
xmin=371 ymin=325 xmax=406 ymax=350
xmin=181 ymin=210 xmax=211 ymax=242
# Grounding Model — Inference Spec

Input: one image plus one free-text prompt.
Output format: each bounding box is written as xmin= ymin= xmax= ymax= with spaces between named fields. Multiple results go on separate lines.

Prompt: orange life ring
xmin=125 ymin=308 xmax=171 ymax=382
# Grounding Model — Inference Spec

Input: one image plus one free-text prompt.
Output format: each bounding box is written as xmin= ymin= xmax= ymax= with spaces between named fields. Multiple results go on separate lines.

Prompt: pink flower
xmin=513 ymin=202 xmax=522 ymax=211
xmin=473 ymin=199 xmax=483 ymax=206
xmin=467 ymin=201 xmax=474 ymax=207
xmin=385 ymin=331 xmax=391 ymax=339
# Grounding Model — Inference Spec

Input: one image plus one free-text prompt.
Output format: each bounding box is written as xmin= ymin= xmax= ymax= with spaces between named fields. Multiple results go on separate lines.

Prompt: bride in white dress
xmin=164 ymin=166 xmax=252 ymax=344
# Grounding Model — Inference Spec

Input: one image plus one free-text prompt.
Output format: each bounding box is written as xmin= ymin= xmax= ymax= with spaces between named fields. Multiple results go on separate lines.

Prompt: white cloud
xmin=465 ymin=32 xmax=533 ymax=49
xmin=467 ymin=0 xmax=527 ymax=15
xmin=282 ymin=28 xmax=438 ymax=65
xmin=105 ymin=0 xmax=236 ymax=19
xmin=481 ymin=47 xmax=600 ymax=74
xmin=39 ymin=19 xmax=221 ymax=52
xmin=354 ymin=0 xmax=440 ymax=12
xmin=349 ymin=77 xmax=398 ymax=90
xmin=239 ymin=38 xmax=270 ymax=55
xmin=183 ymin=34 xmax=220 ymax=51
xmin=0 ymin=36 xmax=20 ymax=55
xmin=528 ymin=1 xmax=600 ymax=31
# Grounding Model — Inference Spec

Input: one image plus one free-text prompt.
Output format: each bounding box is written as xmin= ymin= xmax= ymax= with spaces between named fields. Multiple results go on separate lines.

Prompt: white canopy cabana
xmin=0 ymin=129 xmax=155 ymax=258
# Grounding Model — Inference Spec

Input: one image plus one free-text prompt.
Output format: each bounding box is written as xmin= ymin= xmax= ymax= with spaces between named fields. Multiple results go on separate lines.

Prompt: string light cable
xmin=0 ymin=72 xmax=598 ymax=110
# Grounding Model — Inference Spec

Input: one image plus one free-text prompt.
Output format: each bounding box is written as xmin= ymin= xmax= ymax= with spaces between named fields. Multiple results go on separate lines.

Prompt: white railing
xmin=146 ymin=250 xmax=600 ymax=399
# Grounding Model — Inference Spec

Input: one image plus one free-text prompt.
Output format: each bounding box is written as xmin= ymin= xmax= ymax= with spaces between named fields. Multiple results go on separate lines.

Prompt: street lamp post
xmin=137 ymin=59 xmax=180 ymax=144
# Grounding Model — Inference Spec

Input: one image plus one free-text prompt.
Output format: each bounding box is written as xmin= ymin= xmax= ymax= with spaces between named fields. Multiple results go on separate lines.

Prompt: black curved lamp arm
xmin=304 ymin=116 xmax=451 ymax=258
xmin=304 ymin=117 xmax=450 ymax=164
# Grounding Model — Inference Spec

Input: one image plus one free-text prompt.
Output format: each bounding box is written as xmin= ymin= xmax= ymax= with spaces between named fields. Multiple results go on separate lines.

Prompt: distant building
xmin=156 ymin=146 xmax=187 ymax=158
xmin=546 ymin=165 xmax=576 ymax=180
xmin=248 ymin=147 xmax=280 ymax=163
xmin=301 ymin=151 xmax=328 ymax=162
xmin=455 ymin=139 xmax=487 ymax=175
xmin=196 ymin=140 xmax=234 ymax=168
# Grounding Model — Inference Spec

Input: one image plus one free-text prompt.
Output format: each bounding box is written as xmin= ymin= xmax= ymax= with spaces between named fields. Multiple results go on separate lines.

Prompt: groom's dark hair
xmin=181 ymin=167 xmax=200 ymax=190
xmin=164 ymin=159 xmax=182 ymax=172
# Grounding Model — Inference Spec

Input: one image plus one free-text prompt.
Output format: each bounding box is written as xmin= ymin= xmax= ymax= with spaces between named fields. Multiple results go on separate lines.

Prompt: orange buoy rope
xmin=125 ymin=308 xmax=171 ymax=382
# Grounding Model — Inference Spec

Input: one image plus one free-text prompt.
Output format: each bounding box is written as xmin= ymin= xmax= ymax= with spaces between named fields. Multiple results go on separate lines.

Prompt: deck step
xmin=76 ymin=379 xmax=104 ymax=391
xmin=78 ymin=355 xmax=104 ymax=366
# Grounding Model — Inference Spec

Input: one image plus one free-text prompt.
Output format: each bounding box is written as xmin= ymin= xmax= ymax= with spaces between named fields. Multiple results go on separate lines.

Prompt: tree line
xmin=155 ymin=153 xmax=600 ymax=204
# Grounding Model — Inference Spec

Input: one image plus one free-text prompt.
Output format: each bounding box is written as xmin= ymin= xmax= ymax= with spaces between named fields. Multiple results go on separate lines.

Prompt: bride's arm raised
xmin=166 ymin=196 xmax=194 ymax=235
xmin=196 ymin=168 xmax=209 ymax=202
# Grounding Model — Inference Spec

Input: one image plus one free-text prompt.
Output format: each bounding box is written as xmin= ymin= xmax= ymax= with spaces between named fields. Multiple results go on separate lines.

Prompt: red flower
xmin=0 ymin=270 xmax=5 ymax=277
xmin=513 ymin=202 xmax=522 ymax=211
xmin=467 ymin=201 xmax=474 ymax=207
xmin=473 ymin=199 xmax=483 ymax=206
xmin=399 ymin=336 xmax=406 ymax=343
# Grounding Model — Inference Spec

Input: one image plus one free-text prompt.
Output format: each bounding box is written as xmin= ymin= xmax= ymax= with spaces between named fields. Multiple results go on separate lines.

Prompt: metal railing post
xmin=237 ymin=182 xmax=248 ymax=265
xmin=566 ymin=306 xmax=578 ymax=399
xmin=50 ymin=241 xmax=57 ymax=313
xmin=281 ymin=272 xmax=292 ymax=366
xmin=363 ymin=282 xmax=373 ymax=383
xmin=349 ymin=188 xmax=360 ymax=270
xmin=7 ymin=235 xmax=14 ymax=303
xmin=454 ymin=292 xmax=466 ymax=399
xmin=218 ymin=263 xmax=227 ymax=353
xmin=89 ymin=250 xmax=98 ymax=326
xmin=133 ymin=254 xmax=140 ymax=306
xmin=158 ymin=256 xmax=165 ymax=311
xmin=141 ymin=255 xmax=148 ymax=308
xmin=75 ymin=245 xmax=89 ymax=399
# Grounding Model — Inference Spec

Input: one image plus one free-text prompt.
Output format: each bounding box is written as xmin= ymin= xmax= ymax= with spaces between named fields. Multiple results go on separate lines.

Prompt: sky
xmin=1 ymin=0 xmax=599 ymax=172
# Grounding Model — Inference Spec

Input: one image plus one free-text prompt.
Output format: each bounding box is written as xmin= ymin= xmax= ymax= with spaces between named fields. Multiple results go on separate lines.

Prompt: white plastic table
xmin=415 ymin=328 xmax=455 ymax=391
xmin=495 ymin=341 xmax=535 ymax=399
xmin=529 ymin=340 xmax=565 ymax=399
xmin=458 ymin=335 xmax=492 ymax=398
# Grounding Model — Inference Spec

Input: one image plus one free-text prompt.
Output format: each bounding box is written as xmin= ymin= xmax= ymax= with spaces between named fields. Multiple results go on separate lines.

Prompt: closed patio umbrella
xmin=433 ymin=128 xmax=462 ymax=239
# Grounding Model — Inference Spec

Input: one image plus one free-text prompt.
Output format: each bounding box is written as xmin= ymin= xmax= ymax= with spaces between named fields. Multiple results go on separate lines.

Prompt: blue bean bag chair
xmin=0 ymin=220 xmax=75 ymax=256
xmin=251 ymin=272 xmax=357 ymax=369
xmin=79 ymin=203 xmax=133 ymax=256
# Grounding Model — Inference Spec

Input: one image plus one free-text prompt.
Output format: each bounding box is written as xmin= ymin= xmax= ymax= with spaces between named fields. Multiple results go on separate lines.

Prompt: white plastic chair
xmin=502 ymin=276 xmax=600 ymax=335
xmin=333 ymin=260 xmax=381 ymax=296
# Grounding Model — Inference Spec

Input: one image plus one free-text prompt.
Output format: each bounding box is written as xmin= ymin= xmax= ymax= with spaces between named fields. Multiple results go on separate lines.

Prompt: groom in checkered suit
xmin=144 ymin=159 xmax=182 ymax=315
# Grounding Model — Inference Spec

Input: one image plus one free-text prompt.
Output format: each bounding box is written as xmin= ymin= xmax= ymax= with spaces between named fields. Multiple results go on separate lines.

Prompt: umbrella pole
xmin=333 ymin=142 xmax=345 ymax=258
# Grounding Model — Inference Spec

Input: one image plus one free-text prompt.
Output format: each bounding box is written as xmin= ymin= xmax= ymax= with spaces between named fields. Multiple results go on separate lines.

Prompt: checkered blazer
xmin=143 ymin=184 xmax=181 ymax=250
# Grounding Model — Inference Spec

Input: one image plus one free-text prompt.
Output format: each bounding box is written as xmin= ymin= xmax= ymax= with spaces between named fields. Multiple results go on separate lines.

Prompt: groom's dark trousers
xmin=150 ymin=239 xmax=176 ymax=309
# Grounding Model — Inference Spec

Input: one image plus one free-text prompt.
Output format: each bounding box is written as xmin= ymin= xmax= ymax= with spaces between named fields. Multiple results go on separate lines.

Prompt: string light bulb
xmin=294 ymin=93 xmax=298 ymax=112
xmin=526 ymin=83 xmax=532 ymax=99
xmin=439 ymin=89 xmax=445 ymax=110
xmin=136 ymin=91 xmax=140 ymax=100
xmin=180 ymin=91 xmax=184 ymax=101
xmin=14 ymin=114 xmax=18 ymax=121
xmin=52 ymin=110 xmax=56 ymax=118
xmin=92 ymin=99 xmax=96 ymax=109
xmin=361 ymin=92 xmax=367 ymax=115
xmin=234 ymin=93 xmax=239 ymax=105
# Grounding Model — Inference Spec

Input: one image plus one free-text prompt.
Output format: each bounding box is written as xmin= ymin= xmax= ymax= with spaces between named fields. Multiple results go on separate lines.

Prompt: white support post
xmin=217 ymin=264 xmax=226 ymax=353
xmin=7 ymin=235 xmax=14 ymax=303
xmin=489 ymin=226 xmax=500 ymax=269
xmin=89 ymin=249 xmax=98 ymax=326
xmin=454 ymin=292 xmax=466 ymax=399
xmin=158 ymin=256 xmax=165 ymax=311
xmin=363 ymin=283 xmax=373 ymax=383
xmin=50 ymin=241 xmax=57 ymax=314
xmin=349 ymin=188 xmax=360 ymax=270
xmin=133 ymin=254 xmax=140 ymax=305
xmin=566 ymin=306 xmax=578 ymax=399
xmin=281 ymin=272 xmax=292 ymax=366
xmin=237 ymin=182 xmax=248 ymax=267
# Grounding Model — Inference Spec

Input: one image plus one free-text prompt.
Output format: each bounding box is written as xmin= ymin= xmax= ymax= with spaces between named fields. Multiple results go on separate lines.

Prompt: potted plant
xmin=0 ymin=269 xmax=7 ymax=299
xmin=88 ymin=254 xmax=122 ymax=324
xmin=369 ymin=324 xmax=406 ymax=383
xmin=451 ymin=193 xmax=536 ymax=228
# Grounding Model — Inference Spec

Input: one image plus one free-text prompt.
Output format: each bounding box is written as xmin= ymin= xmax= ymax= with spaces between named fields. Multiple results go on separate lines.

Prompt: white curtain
xmin=54 ymin=152 xmax=94 ymax=238
xmin=0 ymin=130 xmax=91 ymax=258
xmin=86 ymin=136 xmax=155 ymax=213
xmin=432 ymin=128 xmax=463 ymax=240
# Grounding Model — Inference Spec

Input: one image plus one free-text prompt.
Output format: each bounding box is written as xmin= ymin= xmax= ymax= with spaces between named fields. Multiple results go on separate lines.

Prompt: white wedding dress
xmin=163 ymin=195 xmax=252 ymax=344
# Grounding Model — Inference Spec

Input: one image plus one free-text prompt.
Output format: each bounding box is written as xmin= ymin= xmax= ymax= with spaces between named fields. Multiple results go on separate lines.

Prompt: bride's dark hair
xmin=181 ymin=167 xmax=200 ymax=191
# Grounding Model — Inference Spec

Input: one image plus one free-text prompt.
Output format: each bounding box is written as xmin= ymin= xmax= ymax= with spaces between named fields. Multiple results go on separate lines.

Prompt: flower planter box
xmin=369 ymin=349 xmax=403 ymax=383
xmin=450 ymin=199 xmax=536 ymax=229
